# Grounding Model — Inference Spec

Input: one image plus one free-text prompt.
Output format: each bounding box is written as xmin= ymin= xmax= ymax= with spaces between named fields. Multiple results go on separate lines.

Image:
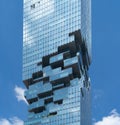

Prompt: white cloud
xmin=0 ymin=117 xmax=23 ymax=125
xmin=94 ymin=109 xmax=120 ymax=125
xmin=14 ymin=86 xmax=27 ymax=104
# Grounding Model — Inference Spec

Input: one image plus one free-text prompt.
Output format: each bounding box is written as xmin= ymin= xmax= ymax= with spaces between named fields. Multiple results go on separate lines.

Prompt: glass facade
xmin=23 ymin=0 xmax=91 ymax=125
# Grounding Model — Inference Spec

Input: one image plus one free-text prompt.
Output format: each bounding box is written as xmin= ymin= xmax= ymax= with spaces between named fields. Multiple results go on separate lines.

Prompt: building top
xmin=23 ymin=0 xmax=91 ymax=80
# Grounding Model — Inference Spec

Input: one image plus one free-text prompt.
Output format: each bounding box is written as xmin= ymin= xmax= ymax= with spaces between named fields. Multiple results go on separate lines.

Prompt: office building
xmin=23 ymin=0 xmax=91 ymax=125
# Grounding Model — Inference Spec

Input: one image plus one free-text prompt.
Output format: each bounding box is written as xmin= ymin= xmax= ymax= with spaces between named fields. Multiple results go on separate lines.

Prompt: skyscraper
xmin=23 ymin=0 xmax=91 ymax=125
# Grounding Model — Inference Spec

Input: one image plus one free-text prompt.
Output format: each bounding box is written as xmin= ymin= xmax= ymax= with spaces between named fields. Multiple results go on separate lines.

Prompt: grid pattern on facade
xmin=24 ymin=30 xmax=91 ymax=125
xmin=23 ymin=0 xmax=91 ymax=81
xmin=23 ymin=0 xmax=91 ymax=125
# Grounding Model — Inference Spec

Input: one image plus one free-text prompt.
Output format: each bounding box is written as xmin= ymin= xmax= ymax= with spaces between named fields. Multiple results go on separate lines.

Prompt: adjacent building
xmin=23 ymin=0 xmax=91 ymax=125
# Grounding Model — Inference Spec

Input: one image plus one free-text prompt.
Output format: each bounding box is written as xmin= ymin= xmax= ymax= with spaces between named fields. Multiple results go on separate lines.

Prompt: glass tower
xmin=23 ymin=0 xmax=91 ymax=125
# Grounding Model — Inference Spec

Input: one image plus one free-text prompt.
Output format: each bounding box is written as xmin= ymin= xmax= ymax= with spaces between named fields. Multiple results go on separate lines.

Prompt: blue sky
xmin=0 ymin=0 xmax=120 ymax=125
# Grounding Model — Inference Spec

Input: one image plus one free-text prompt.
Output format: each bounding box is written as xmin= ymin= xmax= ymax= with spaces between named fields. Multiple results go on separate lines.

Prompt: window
xmin=31 ymin=4 xmax=35 ymax=9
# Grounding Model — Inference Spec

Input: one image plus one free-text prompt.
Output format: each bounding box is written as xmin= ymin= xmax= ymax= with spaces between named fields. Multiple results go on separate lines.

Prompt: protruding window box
xmin=32 ymin=71 xmax=43 ymax=80
xmin=50 ymin=54 xmax=64 ymax=69
xmin=38 ymin=91 xmax=53 ymax=99
xmin=50 ymin=53 xmax=63 ymax=64
xmin=37 ymin=83 xmax=52 ymax=95
xmin=25 ymin=90 xmax=38 ymax=101
xmin=64 ymin=57 xmax=81 ymax=78
xmin=28 ymin=99 xmax=45 ymax=113
xmin=64 ymin=56 xmax=78 ymax=67
xmin=44 ymin=67 xmax=61 ymax=77
xmin=50 ymin=68 xmax=72 ymax=84
xmin=43 ymin=66 xmax=51 ymax=73
xmin=52 ymin=83 xmax=65 ymax=91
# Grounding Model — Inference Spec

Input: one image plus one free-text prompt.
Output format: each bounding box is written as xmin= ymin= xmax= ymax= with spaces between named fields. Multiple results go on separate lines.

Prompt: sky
xmin=0 ymin=0 xmax=120 ymax=125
